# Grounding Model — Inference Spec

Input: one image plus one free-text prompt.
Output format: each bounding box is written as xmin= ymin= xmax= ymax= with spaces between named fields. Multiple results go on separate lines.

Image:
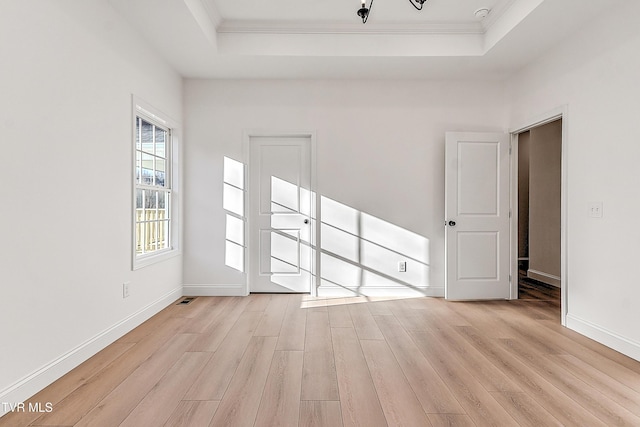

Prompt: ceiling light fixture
xmin=357 ymin=0 xmax=428 ymax=24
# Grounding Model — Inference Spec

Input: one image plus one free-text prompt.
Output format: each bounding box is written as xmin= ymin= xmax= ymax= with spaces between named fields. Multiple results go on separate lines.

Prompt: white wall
xmin=183 ymin=79 xmax=508 ymax=296
xmin=0 ymin=0 xmax=183 ymax=411
xmin=508 ymin=2 xmax=640 ymax=358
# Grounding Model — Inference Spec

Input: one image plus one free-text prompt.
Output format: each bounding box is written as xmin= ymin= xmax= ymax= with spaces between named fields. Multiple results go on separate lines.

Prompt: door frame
xmin=242 ymin=130 xmax=318 ymax=296
xmin=509 ymin=106 xmax=568 ymax=326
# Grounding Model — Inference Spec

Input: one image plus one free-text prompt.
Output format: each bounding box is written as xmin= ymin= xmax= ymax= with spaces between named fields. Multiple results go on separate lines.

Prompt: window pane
xmin=145 ymin=189 xmax=157 ymax=209
xmin=141 ymin=153 xmax=154 ymax=185
xmin=141 ymin=120 xmax=154 ymax=153
xmin=155 ymin=128 xmax=166 ymax=158
xmin=155 ymin=158 xmax=166 ymax=187
xmin=157 ymin=220 xmax=170 ymax=250
xmin=136 ymin=151 xmax=141 ymax=184
xmin=136 ymin=117 xmax=141 ymax=150
xmin=136 ymin=222 xmax=143 ymax=254
xmin=145 ymin=221 xmax=156 ymax=252
xmin=136 ymin=189 xmax=143 ymax=209
xmin=158 ymin=191 xmax=166 ymax=210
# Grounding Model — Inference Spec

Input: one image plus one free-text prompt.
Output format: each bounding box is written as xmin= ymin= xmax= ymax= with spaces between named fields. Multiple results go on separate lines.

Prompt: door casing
xmin=509 ymin=106 xmax=568 ymax=326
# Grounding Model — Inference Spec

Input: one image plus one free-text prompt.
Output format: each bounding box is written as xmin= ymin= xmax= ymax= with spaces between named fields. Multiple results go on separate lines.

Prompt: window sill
xmin=133 ymin=248 xmax=181 ymax=270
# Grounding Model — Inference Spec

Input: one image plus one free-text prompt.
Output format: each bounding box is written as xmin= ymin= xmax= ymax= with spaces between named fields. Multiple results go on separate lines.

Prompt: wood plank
xmin=180 ymin=296 xmax=232 ymax=334
xmin=548 ymin=353 xmax=640 ymax=416
xmin=490 ymin=391 xmax=563 ymax=427
xmin=498 ymin=306 xmax=640 ymax=392
xmin=366 ymin=300 xmax=392 ymax=316
xmin=386 ymin=300 xmax=429 ymax=331
xmin=208 ymin=336 xmax=278 ymax=427
xmin=501 ymin=337 xmax=640 ymax=426
xmin=254 ymin=351 xmax=304 ymax=427
xmin=184 ymin=311 xmax=263 ymax=400
xmin=300 ymin=295 xmax=329 ymax=310
xmin=455 ymin=325 xmax=609 ymax=427
xmin=539 ymin=318 xmax=640 ymax=376
xmin=254 ymin=294 xmax=289 ymax=337
xmin=373 ymin=314 xmax=465 ymax=414
xmin=348 ymin=303 xmax=383 ymax=340
xmin=0 ymin=341 xmax=134 ymax=427
xmin=301 ymin=311 xmax=339 ymax=401
xmin=120 ymin=352 xmax=212 ymax=427
xmin=441 ymin=300 xmax=514 ymax=337
xmin=114 ymin=304 xmax=178 ymax=344
xmin=418 ymin=309 xmax=522 ymax=393
xmin=331 ymin=327 xmax=387 ymax=427
xmin=328 ymin=304 xmax=353 ymax=328
xmin=188 ymin=296 xmax=251 ymax=352
xmin=299 ymin=401 xmax=343 ymax=427
xmin=411 ymin=298 xmax=472 ymax=327
xmin=73 ymin=333 xmax=199 ymax=427
xmin=166 ymin=295 xmax=215 ymax=319
xmin=410 ymin=330 xmax=518 ymax=427
xmin=276 ymin=294 xmax=307 ymax=350
xmin=245 ymin=293 xmax=272 ymax=311
xmin=164 ymin=401 xmax=219 ymax=427
xmin=360 ymin=339 xmax=432 ymax=426
xmin=492 ymin=305 xmax=565 ymax=355
xmin=427 ymin=414 xmax=476 ymax=427
xmin=32 ymin=318 xmax=188 ymax=426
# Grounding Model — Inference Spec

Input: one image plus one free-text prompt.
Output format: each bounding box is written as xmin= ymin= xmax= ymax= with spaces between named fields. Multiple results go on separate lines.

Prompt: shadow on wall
xmin=222 ymin=156 xmax=431 ymax=297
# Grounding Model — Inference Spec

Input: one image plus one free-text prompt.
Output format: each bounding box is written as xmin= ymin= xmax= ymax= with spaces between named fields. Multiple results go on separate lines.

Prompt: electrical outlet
xmin=123 ymin=282 xmax=130 ymax=298
xmin=588 ymin=201 xmax=603 ymax=218
xmin=398 ymin=261 xmax=407 ymax=272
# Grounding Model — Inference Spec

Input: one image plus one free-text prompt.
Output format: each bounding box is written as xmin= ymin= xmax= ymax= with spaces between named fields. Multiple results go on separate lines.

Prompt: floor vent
xmin=177 ymin=297 xmax=195 ymax=305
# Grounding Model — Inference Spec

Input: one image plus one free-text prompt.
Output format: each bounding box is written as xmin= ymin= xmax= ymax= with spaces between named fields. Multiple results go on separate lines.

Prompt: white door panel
xmin=249 ymin=136 xmax=312 ymax=293
xmin=445 ymin=132 xmax=510 ymax=300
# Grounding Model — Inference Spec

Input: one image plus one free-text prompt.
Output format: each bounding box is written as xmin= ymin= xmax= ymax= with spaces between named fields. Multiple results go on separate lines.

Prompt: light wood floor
xmin=3 ymin=292 xmax=640 ymax=426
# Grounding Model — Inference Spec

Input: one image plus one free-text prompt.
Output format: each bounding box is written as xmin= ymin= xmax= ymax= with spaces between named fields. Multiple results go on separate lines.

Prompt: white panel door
xmin=445 ymin=132 xmax=511 ymax=300
xmin=249 ymin=136 xmax=312 ymax=293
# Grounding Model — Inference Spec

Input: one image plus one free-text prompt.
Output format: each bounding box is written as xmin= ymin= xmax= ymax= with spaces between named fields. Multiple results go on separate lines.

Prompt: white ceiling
xmin=108 ymin=0 xmax=622 ymax=80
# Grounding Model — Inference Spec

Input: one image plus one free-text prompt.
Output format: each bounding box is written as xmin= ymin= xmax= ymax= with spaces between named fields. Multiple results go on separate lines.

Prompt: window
xmin=133 ymin=100 xmax=177 ymax=268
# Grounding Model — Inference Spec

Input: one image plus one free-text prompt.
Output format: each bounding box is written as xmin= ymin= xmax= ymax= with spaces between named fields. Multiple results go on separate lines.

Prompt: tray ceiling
xmin=108 ymin=0 xmax=621 ymax=79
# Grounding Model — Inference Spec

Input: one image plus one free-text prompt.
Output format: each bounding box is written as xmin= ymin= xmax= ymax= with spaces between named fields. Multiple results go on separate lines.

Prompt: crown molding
xmin=201 ymin=0 xmax=223 ymax=27
xmin=218 ymin=20 xmax=484 ymax=35
xmin=480 ymin=0 xmax=517 ymax=32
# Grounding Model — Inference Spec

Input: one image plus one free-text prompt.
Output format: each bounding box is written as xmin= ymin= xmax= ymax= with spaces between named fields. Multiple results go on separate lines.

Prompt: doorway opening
xmin=514 ymin=118 xmax=562 ymax=312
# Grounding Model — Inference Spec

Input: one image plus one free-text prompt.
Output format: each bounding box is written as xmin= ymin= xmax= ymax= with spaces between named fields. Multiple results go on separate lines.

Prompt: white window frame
xmin=132 ymin=97 xmax=180 ymax=270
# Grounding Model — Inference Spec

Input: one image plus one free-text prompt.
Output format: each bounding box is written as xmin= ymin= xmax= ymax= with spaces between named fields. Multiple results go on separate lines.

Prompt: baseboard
xmin=527 ymin=269 xmax=561 ymax=287
xmin=0 ymin=286 xmax=182 ymax=417
xmin=182 ymin=283 xmax=248 ymax=296
xmin=566 ymin=313 xmax=640 ymax=362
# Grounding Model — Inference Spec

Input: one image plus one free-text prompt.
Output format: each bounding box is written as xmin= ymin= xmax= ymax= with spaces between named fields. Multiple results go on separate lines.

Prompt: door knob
xmin=303 ymin=219 xmax=309 ymax=224
xmin=448 ymin=220 xmax=456 ymax=226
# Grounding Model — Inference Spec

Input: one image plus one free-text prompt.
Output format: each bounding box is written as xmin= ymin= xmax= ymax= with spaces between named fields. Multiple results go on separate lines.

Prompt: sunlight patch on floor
xmin=300 ymin=294 xmax=422 ymax=309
